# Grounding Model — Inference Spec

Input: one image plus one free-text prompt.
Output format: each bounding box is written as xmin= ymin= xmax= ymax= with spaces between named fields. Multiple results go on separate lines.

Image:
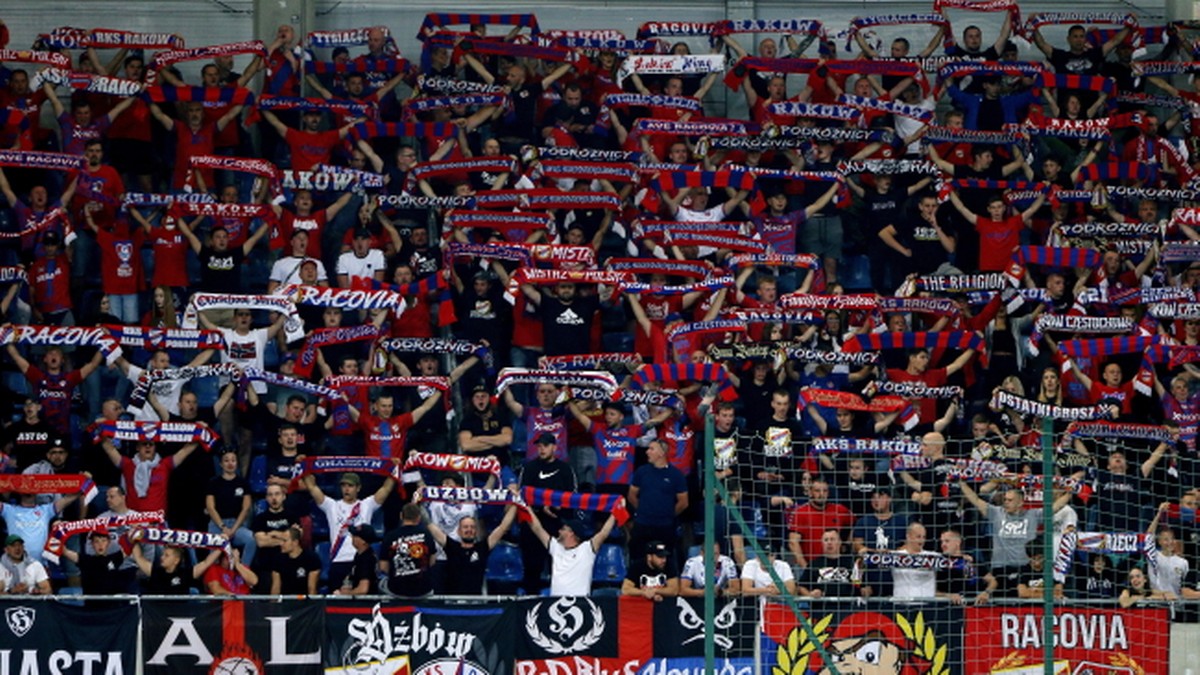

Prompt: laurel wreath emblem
xmin=772 ymin=614 xmax=833 ymax=675
xmin=896 ymin=611 xmax=949 ymax=675
xmin=524 ymin=599 xmax=606 ymax=655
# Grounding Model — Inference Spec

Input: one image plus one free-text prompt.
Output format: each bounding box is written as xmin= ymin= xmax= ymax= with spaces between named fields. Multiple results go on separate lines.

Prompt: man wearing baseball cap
xmin=518 ymin=432 xmax=577 ymax=594
xmin=622 ymin=540 xmax=680 ymax=601
xmin=524 ymin=505 xmax=621 ymax=597
xmin=301 ymin=470 xmax=395 ymax=590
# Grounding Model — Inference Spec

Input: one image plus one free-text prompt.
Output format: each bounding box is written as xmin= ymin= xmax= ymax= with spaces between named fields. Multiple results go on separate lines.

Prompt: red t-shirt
xmin=975 ymin=215 xmax=1023 ymax=271
xmin=786 ymin=502 xmax=856 ymax=562
xmin=30 ymin=253 xmax=72 ymax=314
xmin=149 ymin=225 xmax=191 ymax=288
xmin=172 ymin=123 xmax=217 ymax=189
xmin=278 ymin=210 xmax=328 ymax=257
xmin=72 ymin=164 xmax=125 ymax=227
xmin=284 ymin=128 xmax=341 ymax=171
xmin=203 ymin=563 xmax=251 ymax=595
xmin=119 ymin=455 xmax=178 ymax=513
xmin=635 ymin=295 xmax=684 ymax=357
xmin=390 ymin=298 xmax=434 ymax=339
xmin=885 ymin=367 xmax=949 ymax=424
xmin=358 ymin=412 xmax=416 ymax=459
xmin=202 ymin=102 xmax=240 ymax=148
xmin=107 ymin=96 xmax=152 ymax=142
xmin=97 ymin=224 xmax=146 ymax=295
xmin=1089 ymin=379 xmax=1136 ymax=414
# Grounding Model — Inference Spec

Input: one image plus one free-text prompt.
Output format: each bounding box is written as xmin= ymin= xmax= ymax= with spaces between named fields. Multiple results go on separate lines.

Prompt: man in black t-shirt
xmin=2 ymin=398 xmax=55 ymax=471
xmin=458 ymin=383 xmax=513 ymax=464
xmin=332 ymin=525 xmax=380 ymax=595
xmin=426 ymin=504 xmax=519 ymax=596
xmin=180 ymin=223 xmax=270 ymax=294
xmin=462 ymin=54 xmax=574 ymax=151
xmin=271 ymin=527 xmax=320 ymax=595
xmin=1033 ymin=23 xmax=1130 ymax=110
xmin=899 ymin=432 xmax=965 ymax=541
xmin=901 ymin=194 xmax=956 ymax=275
xmin=798 ymin=530 xmax=861 ymax=599
xmin=454 ymin=271 xmax=511 ymax=362
xmin=520 ymin=281 xmax=603 ymax=358
xmin=61 ymin=529 xmax=125 ymax=596
xmin=622 ymin=541 xmax=680 ymax=601
xmin=381 ymin=503 xmax=436 ymax=598
xmin=251 ymin=484 xmax=301 ymax=592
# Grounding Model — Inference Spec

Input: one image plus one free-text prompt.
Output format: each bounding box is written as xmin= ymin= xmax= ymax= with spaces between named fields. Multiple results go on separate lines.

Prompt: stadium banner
xmin=963 ymin=606 xmax=1168 ymax=674
xmin=0 ymin=600 xmax=137 ymax=674
xmin=515 ymin=596 xmax=652 ymax=675
xmin=646 ymin=597 xmax=757 ymax=675
xmin=759 ymin=600 xmax=963 ymax=675
xmin=142 ymin=600 xmax=323 ymax=674
xmin=323 ymin=601 xmax=513 ymax=675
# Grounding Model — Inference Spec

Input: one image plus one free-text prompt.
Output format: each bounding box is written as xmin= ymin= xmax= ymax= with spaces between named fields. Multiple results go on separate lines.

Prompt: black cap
xmin=646 ymin=541 xmax=670 ymax=557
xmin=872 ymin=485 xmax=893 ymax=497
xmin=349 ymin=524 xmax=378 ymax=543
xmin=353 ymin=227 xmax=373 ymax=239
xmin=561 ymin=517 xmax=593 ymax=539
xmin=42 ymin=231 xmax=62 ymax=246
xmin=471 ymin=382 xmax=489 ymax=395
xmin=534 ymin=432 xmax=557 ymax=446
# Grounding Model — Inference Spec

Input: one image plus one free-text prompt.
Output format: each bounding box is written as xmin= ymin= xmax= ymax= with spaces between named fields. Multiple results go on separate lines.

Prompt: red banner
xmin=964 ymin=606 xmax=1168 ymax=674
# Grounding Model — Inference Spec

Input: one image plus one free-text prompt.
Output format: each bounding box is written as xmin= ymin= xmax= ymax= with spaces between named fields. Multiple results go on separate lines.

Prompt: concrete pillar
xmin=1163 ymin=0 xmax=1199 ymax=22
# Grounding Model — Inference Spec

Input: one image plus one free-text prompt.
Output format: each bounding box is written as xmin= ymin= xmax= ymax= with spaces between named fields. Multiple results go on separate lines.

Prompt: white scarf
xmin=132 ymin=454 xmax=162 ymax=498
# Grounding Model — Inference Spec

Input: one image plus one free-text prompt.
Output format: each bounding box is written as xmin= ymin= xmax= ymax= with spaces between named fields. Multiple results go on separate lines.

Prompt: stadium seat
xmin=841 ymin=254 xmax=873 ymax=290
xmin=248 ymin=456 xmax=268 ymax=495
xmin=57 ymin=586 xmax=84 ymax=606
xmin=316 ymin=541 xmax=331 ymax=587
xmin=592 ymin=543 xmax=626 ymax=586
xmin=484 ymin=541 xmax=523 ymax=595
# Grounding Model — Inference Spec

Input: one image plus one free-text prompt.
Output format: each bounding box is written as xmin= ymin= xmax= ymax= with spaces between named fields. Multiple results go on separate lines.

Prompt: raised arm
xmin=487 ymin=504 xmax=520 ymax=549
xmin=958 ymin=479 xmax=990 ymax=515
xmin=947 ymin=189 xmax=977 ymax=222
xmin=147 ymin=102 xmax=176 ymax=131
xmin=259 ymin=109 xmax=290 ymax=137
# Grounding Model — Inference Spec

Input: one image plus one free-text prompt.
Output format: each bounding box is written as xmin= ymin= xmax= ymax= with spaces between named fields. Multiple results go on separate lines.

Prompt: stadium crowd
xmin=1 ymin=4 xmax=1200 ymax=607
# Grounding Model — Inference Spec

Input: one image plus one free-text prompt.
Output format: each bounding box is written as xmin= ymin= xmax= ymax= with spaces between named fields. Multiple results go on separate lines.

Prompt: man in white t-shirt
xmin=303 ymin=471 xmax=394 ymax=590
xmin=525 ymin=508 xmax=620 ymax=596
xmin=199 ymin=307 xmax=288 ymax=394
xmin=336 ymin=227 xmax=387 ymax=288
xmin=891 ymin=521 xmax=941 ymax=599
xmin=0 ymin=534 xmax=50 ymax=594
xmin=1151 ymin=527 xmax=1189 ymax=599
xmin=740 ymin=548 xmax=796 ymax=595
xmin=268 ymin=229 xmax=329 ymax=292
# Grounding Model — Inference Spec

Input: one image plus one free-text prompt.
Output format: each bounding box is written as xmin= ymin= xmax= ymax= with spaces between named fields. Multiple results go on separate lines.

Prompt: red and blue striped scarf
xmin=521 ymin=487 xmax=629 ymax=524
xmin=418 ymin=13 xmax=540 ymax=39
xmin=842 ymin=330 xmax=984 ymax=354
xmin=304 ymin=55 xmax=408 ymax=75
xmin=143 ymin=85 xmax=256 ymax=107
xmin=350 ymin=121 xmax=456 ymax=143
